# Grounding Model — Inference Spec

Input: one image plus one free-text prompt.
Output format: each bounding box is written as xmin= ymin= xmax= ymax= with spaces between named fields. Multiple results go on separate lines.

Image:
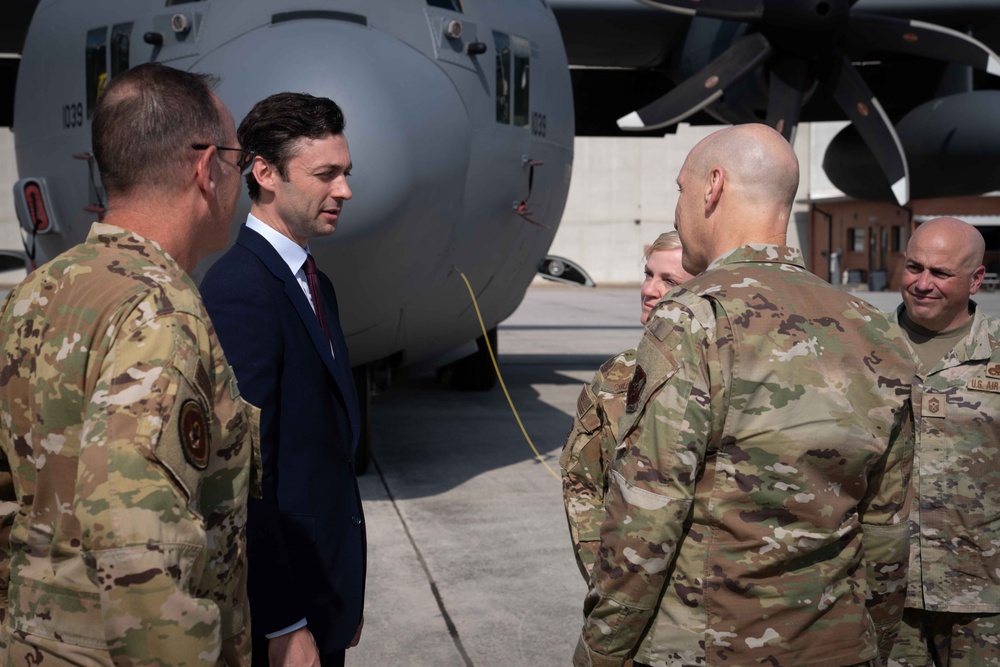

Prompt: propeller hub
xmin=762 ymin=0 xmax=851 ymax=56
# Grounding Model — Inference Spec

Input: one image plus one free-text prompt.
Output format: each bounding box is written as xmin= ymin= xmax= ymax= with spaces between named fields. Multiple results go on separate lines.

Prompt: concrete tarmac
xmin=348 ymin=284 xmax=1000 ymax=667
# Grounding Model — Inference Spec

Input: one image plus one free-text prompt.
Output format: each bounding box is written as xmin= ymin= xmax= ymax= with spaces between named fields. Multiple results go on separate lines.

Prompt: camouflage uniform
xmin=888 ymin=305 xmax=1000 ymax=667
xmin=562 ymin=350 xmax=636 ymax=579
xmin=0 ymin=223 xmax=261 ymax=666
xmin=576 ymin=245 xmax=915 ymax=667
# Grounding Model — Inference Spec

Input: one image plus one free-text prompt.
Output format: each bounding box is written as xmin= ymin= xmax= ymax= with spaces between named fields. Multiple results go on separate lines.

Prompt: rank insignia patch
xmin=625 ymin=365 xmax=647 ymax=414
xmin=922 ymin=393 xmax=946 ymax=419
xmin=179 ymin=399 xmax=210 ymax=469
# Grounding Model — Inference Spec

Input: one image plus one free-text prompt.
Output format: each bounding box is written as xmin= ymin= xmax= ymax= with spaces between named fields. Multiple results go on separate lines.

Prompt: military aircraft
xmin=556 ymin=0 xmax=1000 ymax=205
xmin=3 ymin=0 xmax=1000 ymax=469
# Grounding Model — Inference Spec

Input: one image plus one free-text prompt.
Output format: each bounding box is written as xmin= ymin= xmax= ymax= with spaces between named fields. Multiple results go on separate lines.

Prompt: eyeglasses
xmin=191 ymin=144 xmax=256 ymax=174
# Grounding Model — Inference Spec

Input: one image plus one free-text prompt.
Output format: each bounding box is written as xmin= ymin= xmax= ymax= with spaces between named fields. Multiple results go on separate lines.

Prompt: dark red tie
xmin=303 ymin=254 xmax=331 ymax=341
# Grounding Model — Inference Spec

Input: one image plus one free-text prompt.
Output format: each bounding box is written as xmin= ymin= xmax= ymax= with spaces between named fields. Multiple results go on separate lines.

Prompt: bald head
xmin=901 ymin=217 xmax=986 ymax=332
xmin=687 ymin=124 xmax=800 ymax=210
xmin=908 ymin=217 xmax=985 ymax=274
xmin=674 ymin=124 xmax=800 ymax=273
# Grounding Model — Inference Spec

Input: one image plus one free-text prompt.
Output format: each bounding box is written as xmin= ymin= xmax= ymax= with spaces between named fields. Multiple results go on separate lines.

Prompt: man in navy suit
xmin=201 ymin=92 xmax=364 ymax=667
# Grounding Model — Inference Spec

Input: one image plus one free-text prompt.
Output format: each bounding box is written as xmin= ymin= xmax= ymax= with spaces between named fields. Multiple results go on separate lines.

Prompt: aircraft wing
xmin=550 ymin=0 xmax=1000 ymax=203
xmin=551 ymin=0 xmax=1000 ymax=135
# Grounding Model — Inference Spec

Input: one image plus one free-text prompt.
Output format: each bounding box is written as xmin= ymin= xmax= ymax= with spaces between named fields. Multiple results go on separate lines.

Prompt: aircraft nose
xmin=194 ymin=15 xmax=475 ymax=359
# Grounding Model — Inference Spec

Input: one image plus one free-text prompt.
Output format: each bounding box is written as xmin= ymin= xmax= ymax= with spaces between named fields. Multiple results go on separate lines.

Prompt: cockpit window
xmin=512 ymin=36 xmax=530 ymax=128
xmin=427 ymin=0 xmax=463 ymax=12
xmin=493 ymin=32 xmax=511 ymax=124
xmin=86 ymin=27 xmax=107 ymax=119
xmin=166 ymin=0 xmax=203 ymax=5
xmin=110 ymin=23 xmax=133 ymax=78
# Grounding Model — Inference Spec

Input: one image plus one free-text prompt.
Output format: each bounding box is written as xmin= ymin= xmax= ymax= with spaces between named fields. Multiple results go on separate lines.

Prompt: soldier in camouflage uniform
xmin=575 ymin=124 xmax=915 ymax=667
xmin=887 ymin=218 xmax=1000 ymax=667
xmin=0 ymin=64 xmax=259 ymax=666
xmin=562 ymin=232 xmax=693 ymax=579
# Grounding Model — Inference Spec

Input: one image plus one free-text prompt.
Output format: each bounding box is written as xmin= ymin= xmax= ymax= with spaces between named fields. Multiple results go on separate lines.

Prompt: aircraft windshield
xmin=426 ymin=0 xmax=463 ymax=12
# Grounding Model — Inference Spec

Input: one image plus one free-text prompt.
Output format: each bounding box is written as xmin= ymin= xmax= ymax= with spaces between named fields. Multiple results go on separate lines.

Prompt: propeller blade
xmin=849 ymin=13 xmax=1000 ymax=77
xmin=618 ymin=33 xmax=772 ymax=132
xmin=635 ymin=0 xmax=763 ymax=22
xmin=765 ymin=58 xmax=808 ymax=143
xmin=829 ymin=48 xmax=909 ymax=205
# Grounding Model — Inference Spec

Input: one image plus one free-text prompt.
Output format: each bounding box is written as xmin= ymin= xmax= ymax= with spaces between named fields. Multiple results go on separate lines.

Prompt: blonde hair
xmin=643 ymin=231 xmax=681 ymax=262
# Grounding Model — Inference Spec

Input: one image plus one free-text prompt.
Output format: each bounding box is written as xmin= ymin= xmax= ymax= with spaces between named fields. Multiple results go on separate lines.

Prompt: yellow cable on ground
xmin=457 ymin=270 xmax=561 ymax=482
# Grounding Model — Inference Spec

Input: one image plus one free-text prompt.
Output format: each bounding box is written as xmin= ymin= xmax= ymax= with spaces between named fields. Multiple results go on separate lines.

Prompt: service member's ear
xmin=194 ymin=145 xmax=219 ymax=198
xmin=705 ymin=166 xmax=724 ymax=214
xmin=970 ymin=264 xmax=987 ymax=295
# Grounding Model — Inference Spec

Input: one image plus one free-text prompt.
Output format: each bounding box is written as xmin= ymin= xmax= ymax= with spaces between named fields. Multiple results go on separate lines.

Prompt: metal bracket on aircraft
xmin=514 ymin=155 xmax=549 ymax=228
xmin=536 ymin=255 xmax=595 ymax=288
xmin=73 ymin=152 xmax=107 ymax=221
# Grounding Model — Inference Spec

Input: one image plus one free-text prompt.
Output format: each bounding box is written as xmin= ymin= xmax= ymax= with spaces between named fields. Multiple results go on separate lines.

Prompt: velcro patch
xmin=576 ymin=387 xmax=595 ymax=417
xmin=179 ymin=399 xmax=210 ymax=469
xmin=987 ymin=363 xmax=1000 ymax=379
xmin=625 ymin=365 xmax=647 ymax=414
xmin=968 ymin=376 xmax=1000 ymax=393
xmin=921 ymin=393 xmax=946 ymax=419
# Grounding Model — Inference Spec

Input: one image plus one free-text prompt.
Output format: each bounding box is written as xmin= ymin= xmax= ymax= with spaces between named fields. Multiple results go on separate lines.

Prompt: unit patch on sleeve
xmin=179 ymin=399 xmax=210 ymax=469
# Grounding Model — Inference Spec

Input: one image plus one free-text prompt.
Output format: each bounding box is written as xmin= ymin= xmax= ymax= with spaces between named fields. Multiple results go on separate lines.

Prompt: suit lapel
xmin=320 ymin=279 xmax=360 ymax=443
xmin=237 ymin=226 xmax=358 ymax=447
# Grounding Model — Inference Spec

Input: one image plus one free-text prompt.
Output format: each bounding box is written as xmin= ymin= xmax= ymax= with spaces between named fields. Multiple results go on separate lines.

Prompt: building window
xmin=86 ymin=27 xmax=108 ymax=119
xmin=891 ymin=225 xmax=909 ymax=252
xmin=848 ymin=227 xmax=866 ymax=253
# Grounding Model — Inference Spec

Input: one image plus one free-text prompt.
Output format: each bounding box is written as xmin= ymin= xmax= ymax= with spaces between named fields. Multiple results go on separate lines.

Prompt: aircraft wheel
xmin=352 ymin=364 xmax=372 ymax=475
xmin=437 ymin=328 xmax=498 ymax=391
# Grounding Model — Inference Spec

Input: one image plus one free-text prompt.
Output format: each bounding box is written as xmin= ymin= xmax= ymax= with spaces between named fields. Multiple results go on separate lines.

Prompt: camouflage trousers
xmin=889 ymin=608 xmax=1000 ymax=667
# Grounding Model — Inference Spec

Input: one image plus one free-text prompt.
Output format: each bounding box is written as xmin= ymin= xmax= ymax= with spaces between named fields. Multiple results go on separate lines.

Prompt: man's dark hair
xmin=92 ymin=63 xmax=223 ymax=198
xmin=238 ymin=92 xmax=346 ymax=202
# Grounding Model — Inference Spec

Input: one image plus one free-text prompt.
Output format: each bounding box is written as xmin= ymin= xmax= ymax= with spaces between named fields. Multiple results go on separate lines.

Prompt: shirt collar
xmin=705 ymin=244 xmax=805 ymax=272
xmin=246 ymin=213 xmax=311 ymax=275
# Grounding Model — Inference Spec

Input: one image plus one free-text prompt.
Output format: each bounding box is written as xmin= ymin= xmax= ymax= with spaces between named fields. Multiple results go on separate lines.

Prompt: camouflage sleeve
xmin=0 ymin=291 xmax=14 ymax=638
xmin=857 ymin=398 xmax=914 ymax=664
xmin=0 ymin=417 xmax=12 ymax=631
xmin=560 ymin=377 xmax=611 ymax=581
xmin=577 ymin=302 xmax=713 ymax=665
xmin=77 ymin=305 xmax=229 ymax=665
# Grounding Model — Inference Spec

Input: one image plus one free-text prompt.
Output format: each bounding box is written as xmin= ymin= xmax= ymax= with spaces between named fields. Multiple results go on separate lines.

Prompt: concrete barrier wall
xmin=546 ymin=124 xmax=812 ymax=285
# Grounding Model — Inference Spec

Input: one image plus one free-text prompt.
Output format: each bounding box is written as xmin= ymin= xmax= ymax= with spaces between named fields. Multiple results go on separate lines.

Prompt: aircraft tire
xmin=353 ymin=364 xmax=372 ymax=475
xmin=437 ymin=328 xmax=498 ymax=392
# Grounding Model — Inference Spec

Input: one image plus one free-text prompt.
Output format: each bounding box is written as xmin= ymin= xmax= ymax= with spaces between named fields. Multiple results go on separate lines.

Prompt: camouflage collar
xmin=893 ymin=302 xmax=999 ymax=369
xmin=705 ymin=245 xmax=804 ymax=272
xmin=86 ymin=222 xmax=184 ymax=275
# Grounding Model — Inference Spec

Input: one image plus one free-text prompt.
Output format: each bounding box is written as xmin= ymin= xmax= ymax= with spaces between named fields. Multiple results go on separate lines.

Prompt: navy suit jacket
xmin=201 ymin=224 xmax=365 ymax=655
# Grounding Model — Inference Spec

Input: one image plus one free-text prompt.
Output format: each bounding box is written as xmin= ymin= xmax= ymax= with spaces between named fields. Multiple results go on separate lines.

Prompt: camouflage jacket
xmin=893 ymin=304 xmax=1000 ymax=613
xmin=576 ymin=245 xmax=914 ymax=667
xmin=561 ymin=350 xmax=636 ymax=580
xmin=0 ymin=223 xmax=261 ymax=666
